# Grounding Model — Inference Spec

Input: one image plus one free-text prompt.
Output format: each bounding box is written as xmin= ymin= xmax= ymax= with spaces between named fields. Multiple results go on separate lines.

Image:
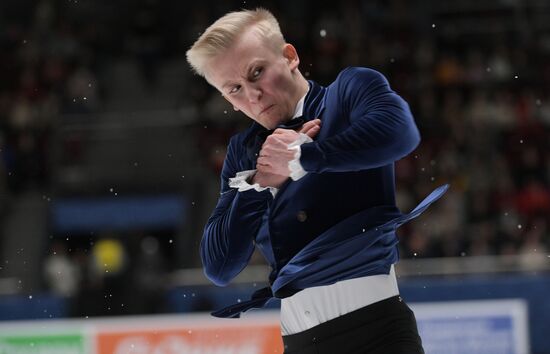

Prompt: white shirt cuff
xmin=287 ymin=133 xmax=312 ymax=181
xmin=228 ymin=170 xmax=278 ymax=197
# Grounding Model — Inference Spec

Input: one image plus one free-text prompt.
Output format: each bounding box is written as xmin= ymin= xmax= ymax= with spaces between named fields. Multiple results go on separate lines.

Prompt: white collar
xmin=292 ymin=89 xmax=308 ymax=119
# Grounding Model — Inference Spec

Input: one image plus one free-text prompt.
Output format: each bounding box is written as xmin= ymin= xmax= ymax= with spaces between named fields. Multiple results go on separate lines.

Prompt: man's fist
xmin=256 ymin=119 xmax=321 ymax=177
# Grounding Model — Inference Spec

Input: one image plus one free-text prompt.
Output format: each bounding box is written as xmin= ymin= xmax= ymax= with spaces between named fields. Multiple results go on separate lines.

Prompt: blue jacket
xmin=201 ymin=67 xmax=448 ymax=318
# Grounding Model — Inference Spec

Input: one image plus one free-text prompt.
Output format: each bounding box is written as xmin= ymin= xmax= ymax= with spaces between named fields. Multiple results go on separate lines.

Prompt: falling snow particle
xmin=390 ymin=58 xmax=395 ymax=63
xmin=514 ymin=75 xmax=518 ymax=79
xmin=520 ymin=139 xmax=523 ymax=144
xmin=432 ymin=24 xmax=436 ymax=28
xmin=169 ymin=239 xmax=173 ymax=244
xmin=29 ymin=295 xmax=33 ymax=299
xmin=517 ymin=224 xmax=522 ymax=229
xmin=320 ymin=29 xmax=327 ymax=37
xmin=535 ymin=99 xmax=541 ymax=106
xmin=486 ymin=67 xmax=492 ymax=72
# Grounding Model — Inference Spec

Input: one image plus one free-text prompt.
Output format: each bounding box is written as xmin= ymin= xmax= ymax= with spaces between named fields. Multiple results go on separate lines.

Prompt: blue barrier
xmin=0 ymin=293 xmax=67 ymax=321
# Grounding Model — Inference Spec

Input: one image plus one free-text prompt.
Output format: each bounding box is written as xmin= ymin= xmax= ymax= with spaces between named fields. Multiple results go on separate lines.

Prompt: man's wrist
xmin=228 ymin=170 xmax=277 ymax=197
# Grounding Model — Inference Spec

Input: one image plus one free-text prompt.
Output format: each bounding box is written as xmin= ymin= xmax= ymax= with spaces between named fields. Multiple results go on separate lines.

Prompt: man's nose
xmin=245 ymin=85 xmax=262 ymax=103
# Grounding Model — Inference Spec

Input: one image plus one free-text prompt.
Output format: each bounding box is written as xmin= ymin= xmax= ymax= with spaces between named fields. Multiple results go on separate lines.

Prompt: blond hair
xmin=186 ymin=8 xmax=286 ymax=78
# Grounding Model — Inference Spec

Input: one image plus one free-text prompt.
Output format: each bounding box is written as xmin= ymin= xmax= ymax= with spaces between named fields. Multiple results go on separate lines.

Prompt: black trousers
xmin=282 ymin=295 xmax=424 ymax=354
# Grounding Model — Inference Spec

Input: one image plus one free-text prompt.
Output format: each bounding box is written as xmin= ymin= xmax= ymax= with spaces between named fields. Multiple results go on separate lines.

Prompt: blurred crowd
xmin=1 ymin=0 xmax=549 ymax=315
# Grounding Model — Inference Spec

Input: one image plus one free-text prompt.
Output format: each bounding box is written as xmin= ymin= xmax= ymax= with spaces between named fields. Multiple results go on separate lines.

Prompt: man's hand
xmin=256 ymin=119 xmax=321 ymax=178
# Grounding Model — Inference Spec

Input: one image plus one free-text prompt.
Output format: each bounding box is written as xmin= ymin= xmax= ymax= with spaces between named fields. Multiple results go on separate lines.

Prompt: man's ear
xmin=283 ymin=43 xmax=300 ymax=71
xmin=221 ymin=94 xmax=240 ymax=112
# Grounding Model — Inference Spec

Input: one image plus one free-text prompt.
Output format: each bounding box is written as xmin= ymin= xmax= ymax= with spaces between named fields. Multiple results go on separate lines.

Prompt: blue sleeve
xmin=200 ymin=137 xmax=272 ymax=286
xmin=300 ymin=67 xmax=420 ymax=173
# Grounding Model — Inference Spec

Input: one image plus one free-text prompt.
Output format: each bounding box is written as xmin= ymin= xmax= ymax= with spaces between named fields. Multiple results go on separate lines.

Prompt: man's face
xmin=205 ymin=28 xmax=303 ymax=130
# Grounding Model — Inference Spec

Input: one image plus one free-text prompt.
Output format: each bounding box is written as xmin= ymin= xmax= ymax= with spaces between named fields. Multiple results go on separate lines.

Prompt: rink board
xmin=0 ymin=299 xmax=529 ymax=354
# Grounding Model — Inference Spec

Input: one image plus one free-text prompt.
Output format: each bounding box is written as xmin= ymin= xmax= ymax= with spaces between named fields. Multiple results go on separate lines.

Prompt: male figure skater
xmin=186 ymin=8 xmax=447 ymax=354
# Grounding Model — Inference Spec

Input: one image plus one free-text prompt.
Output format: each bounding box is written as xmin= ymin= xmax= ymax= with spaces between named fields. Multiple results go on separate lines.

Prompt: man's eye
xmin=252 ymin=68 xmax=262 ymax=78
xmin=229 ymin=85 xmax=241 ymax=94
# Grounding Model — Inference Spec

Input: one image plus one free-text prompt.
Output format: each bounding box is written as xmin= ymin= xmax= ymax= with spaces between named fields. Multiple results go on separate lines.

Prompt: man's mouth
xmin=259 ymin=105 xmax=274 ymax=115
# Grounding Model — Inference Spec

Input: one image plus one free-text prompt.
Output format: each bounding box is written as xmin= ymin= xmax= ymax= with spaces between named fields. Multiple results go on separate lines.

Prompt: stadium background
xmin=0 ymin=0 xmax=549 ymax=353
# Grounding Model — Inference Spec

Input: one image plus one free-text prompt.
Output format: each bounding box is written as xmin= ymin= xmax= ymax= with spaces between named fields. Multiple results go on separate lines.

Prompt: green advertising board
xmin=0 ymin=334 xmax=86 ymax=354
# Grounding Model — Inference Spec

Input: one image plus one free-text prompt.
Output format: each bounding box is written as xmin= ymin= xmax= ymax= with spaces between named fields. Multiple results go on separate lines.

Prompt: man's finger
xmin=304 ymin=125 xmax=320 ymax=139
xmin=272 ymin=128 xmax=288 ymax=135
xmin=298 ymin=119 xmax=321 ymax=135
xmin=257 ymin=156 xmax=270 ymax=166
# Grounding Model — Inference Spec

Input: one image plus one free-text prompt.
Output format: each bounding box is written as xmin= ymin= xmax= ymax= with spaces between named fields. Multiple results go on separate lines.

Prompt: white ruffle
xmin=287 ymin=133 xmax=312 ymax=181
xmin=228 ymin=170 xmax=277 ymax=197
